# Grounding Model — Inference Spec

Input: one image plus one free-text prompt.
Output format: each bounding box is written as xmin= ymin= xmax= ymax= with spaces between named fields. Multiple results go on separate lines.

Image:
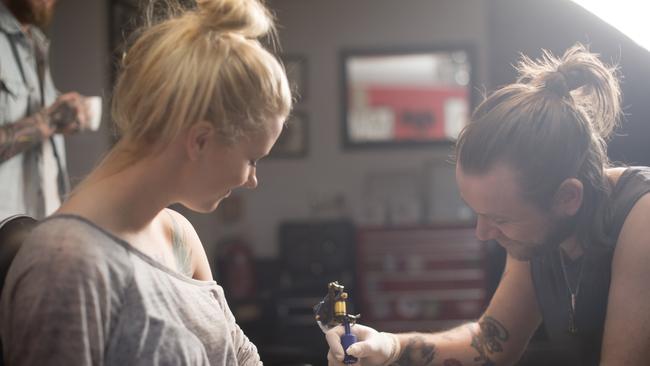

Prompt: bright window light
xmin=571 ymin=1 xmax=650 ymax=51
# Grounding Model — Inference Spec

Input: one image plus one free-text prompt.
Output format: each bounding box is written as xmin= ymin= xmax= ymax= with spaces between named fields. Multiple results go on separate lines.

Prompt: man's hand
xmin=325 ymin=324 xmax=400 ymax=366
xmin=45 ymin=92 xmax=91 ymax=135
xmin=0 ymin=92 xmax=93 ymax=163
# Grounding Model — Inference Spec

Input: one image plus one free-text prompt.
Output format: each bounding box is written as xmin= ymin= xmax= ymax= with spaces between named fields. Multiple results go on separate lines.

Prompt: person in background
xmin=0 ymin=0 xmax=291 ymax=364
xmin=0 ymin=0 xmax=91 ymax=219
xmin=326 ymin=44 xmax=650 ymax=365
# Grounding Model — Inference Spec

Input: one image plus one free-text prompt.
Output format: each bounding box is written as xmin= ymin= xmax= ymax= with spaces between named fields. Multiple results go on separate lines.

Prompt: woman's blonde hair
xmin=111 ymin=0 xmax=292 ymax=155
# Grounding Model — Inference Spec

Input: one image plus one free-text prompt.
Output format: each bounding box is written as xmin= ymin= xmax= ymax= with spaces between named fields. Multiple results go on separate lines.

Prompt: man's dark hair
xmin=455 ymin=44 xmax=622 ymax=248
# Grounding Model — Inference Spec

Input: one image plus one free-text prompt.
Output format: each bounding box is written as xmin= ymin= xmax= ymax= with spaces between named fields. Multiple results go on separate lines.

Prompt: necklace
xmin=559 ymin=251 xmax=585 ymax=334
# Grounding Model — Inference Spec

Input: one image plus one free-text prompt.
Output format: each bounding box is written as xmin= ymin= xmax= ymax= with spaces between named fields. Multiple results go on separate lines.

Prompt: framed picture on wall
xmin=281 ymin=54 xmax=308 ymax=103
xmin=340 ymin=44 xmax=476 ymax=149
xmin=269 ymin=111 xmax=309 ymax=158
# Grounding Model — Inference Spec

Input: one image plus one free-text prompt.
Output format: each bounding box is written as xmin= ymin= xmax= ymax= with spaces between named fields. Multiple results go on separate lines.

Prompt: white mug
xmin=85 ymin=96 xmax=103 ymax=131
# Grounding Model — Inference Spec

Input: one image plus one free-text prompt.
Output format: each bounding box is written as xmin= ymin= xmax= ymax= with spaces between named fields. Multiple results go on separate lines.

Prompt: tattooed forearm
xmin=391 ymin=336 xmax=436 ymax=366
xmin=470 ymin=316 xmax=509 ymax=366
xmin=443 ymin=359 xmax=463 ymax=366
xmin=0 ymin=114 xmax=49 ymax=163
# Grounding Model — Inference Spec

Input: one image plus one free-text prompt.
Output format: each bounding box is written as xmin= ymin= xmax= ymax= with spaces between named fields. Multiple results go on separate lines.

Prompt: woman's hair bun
xmin=196 ymin=0 xmax=274 ymax=38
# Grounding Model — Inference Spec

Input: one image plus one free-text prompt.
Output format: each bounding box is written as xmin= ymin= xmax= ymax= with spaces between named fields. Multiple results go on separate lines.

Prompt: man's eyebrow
xmin=472 ymin=208 xmax=510 ymax=221
xmin=486 ymin=213 xmax=510 ymax=221
xmin=459 ymin=197 xmax=510 ymax=221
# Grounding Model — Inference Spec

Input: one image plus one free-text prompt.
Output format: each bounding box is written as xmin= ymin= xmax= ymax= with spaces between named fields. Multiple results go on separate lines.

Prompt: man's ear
xmin=185 ymin=121 xmax=214 ymax=161
xmin=552 ymin=178 xmax=584 ymax=217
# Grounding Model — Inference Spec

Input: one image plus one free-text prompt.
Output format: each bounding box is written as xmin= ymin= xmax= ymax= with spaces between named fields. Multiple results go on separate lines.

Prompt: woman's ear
xmin=552 ymin=178 xmax=584 ymax=217
xmin=185 ymin=121 xmax=214 ymax=161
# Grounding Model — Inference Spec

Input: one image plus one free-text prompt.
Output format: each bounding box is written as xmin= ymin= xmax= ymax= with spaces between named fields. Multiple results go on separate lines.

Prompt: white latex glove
xmin=325 ymin=324 xmax=401 ymax=366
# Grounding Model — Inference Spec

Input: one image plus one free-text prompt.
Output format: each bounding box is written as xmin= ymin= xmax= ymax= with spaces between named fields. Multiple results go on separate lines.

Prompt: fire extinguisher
xmin=221 ymin=238 xmax=256 ymax=301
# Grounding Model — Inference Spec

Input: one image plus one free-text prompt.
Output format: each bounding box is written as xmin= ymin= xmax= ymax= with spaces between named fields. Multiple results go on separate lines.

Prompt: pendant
xmin=568 ymin=293 xmax=577 ymax=334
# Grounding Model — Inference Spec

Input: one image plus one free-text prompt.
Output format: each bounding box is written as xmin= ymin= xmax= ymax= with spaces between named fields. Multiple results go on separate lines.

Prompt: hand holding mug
xmin=46 ymin=92 xmax=102 ymax=134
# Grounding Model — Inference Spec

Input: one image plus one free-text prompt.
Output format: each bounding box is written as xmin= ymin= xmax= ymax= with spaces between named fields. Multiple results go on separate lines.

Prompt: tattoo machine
xmin=313 ymin=281 xmax=360 ymax=364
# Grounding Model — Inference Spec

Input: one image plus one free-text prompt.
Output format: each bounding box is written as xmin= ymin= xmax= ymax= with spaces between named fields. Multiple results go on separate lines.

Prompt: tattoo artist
xmin=326 ymin=44 xmax=650 ymax=366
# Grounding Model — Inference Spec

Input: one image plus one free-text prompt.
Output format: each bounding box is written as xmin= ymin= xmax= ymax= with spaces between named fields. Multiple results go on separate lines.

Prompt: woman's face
xmin=182 ymin=117 xmax=284 ymax=213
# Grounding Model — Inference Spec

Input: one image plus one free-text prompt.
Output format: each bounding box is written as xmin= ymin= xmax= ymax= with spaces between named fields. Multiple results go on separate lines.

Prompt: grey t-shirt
xmin=1 ymin=215 xmax=261 ymax=365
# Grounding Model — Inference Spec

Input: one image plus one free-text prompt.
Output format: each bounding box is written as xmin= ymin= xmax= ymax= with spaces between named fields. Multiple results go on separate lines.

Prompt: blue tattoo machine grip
xmin=341 ymin=319 xmax=358 ymax=363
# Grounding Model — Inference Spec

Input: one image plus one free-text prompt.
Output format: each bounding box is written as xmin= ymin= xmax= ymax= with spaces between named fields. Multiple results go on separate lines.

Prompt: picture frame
xmin=269 ymin=111 xmax=309 ymax=158
xmin=281 ymin=54 xmax=308 ymax=103
xmin=340 ymin=44 xmax=477 ymax=149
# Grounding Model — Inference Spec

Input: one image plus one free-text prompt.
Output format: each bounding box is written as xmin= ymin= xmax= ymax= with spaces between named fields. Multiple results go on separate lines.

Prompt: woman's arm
xmin=164 ymin=209 xmax=263 ymax=365
xmin=164 ymin=208 xmax=213 ymax=281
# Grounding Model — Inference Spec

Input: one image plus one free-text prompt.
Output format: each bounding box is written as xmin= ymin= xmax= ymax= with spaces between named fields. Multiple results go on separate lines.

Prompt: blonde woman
xmin=0 ymin=0 xmax=291 ymax=364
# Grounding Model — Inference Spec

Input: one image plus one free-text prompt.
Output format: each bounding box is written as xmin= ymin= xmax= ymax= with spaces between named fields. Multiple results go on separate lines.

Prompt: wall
xmin=49 ymin=0 xmax=111 ymax=186
xmin=487 ymin=0 xmax=650 ymax=165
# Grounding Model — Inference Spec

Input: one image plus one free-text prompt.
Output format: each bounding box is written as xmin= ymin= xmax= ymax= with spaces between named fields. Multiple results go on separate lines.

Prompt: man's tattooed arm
xmin=470 ymin=316 xmax=510 ymax=366
xmin=386 ymin=316 xmax=510 ymax=366
xmin=0 ymin=98 xmax=85 ymax=163
xmin=0 ymin=113 xmax=51 ymax=163
xmin=442 ymin=359 xmax=464 ymax=366
xmin=390 ymin=336 xmax=437 ymax=366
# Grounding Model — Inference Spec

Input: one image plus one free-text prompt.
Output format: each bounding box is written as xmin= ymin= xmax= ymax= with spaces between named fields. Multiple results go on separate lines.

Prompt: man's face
xmin=456 ymin=162 xmax=575 ymax=261
xmin=5 ymin=0 xmax=57 ymax=28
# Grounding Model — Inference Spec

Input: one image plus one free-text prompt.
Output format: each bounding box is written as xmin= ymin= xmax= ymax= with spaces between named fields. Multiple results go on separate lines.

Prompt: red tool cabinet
xmin=356 ymin=225 xmax=488 ymax=332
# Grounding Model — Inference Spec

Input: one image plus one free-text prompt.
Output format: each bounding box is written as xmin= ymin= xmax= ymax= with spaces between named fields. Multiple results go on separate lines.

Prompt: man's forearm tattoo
xmin=391 ymin=336 xmax=437 ymax=366
xmin=443 ymin=359 xmax=463 ymax=366
xmin=0 ymin=115 xmax=47 ymax=163
xmin=470 ymin=316 xmax=509 ymax=366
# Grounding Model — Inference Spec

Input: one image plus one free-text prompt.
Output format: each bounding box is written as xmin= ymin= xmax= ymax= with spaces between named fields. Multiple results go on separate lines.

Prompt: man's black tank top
xmin=529 ymin=167 xmax=650 ymax=365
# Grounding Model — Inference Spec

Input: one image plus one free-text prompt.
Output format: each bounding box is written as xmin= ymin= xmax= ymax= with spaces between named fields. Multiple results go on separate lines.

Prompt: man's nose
xmin=475 ymin=216 xmax=498 ymax=241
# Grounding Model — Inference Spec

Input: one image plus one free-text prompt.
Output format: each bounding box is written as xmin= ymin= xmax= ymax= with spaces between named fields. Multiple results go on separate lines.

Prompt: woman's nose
xmin=244 ymin=171 xmax=258 ymax=189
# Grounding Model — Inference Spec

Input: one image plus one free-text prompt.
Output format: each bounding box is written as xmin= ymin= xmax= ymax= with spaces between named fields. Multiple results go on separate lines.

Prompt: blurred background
xmin=47 ymin=0 xmax=650 ymax=364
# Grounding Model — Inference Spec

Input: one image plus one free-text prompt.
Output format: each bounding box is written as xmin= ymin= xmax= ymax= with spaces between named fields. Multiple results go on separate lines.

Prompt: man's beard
xmin=6 ymin=0 xmax=55 ymax=29
xmin=504 ymin=215 xmax=579 ymax=261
